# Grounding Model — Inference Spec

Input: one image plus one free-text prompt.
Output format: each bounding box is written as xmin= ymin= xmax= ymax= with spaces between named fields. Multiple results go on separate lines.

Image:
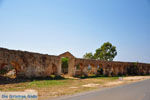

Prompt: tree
xmin=83 ymin=42 xmax=117 ymax=61
xmin=83 ymin=52 xmax=94 ymax=59
xmin=94 ymin=42 xmax=117 ymax=61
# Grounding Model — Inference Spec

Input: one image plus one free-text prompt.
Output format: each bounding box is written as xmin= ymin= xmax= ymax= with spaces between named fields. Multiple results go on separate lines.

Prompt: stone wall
xmin=0 ymin=47 xmax=150 ymax=78
xmin=0 ymin=48 xmax=61 ymax=78
xmin=74 ymin=58 xmax=150 ymax=76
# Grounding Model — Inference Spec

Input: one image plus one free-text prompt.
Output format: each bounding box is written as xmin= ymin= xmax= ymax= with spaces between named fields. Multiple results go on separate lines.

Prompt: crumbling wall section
xmin=74 ymin=58 xmax=150 ymax=76
xmin=0 ymin=48 xmax=61 ymax=78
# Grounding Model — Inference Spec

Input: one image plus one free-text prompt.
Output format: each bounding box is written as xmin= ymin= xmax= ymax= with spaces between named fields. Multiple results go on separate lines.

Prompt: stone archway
xmin=52 ymin=63 xmax=57 ymax=75
xmin=59 ymin=52 xmax=75 ymax=76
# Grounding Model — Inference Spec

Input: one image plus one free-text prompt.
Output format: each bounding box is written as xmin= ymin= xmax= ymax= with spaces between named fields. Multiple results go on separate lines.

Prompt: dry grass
xmin=0 ymin=75 xmax=150 ymax=100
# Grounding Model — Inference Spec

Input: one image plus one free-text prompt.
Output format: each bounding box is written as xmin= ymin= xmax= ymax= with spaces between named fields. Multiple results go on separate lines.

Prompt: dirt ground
xmin=0 ymin=76 xmax=150 ymax=100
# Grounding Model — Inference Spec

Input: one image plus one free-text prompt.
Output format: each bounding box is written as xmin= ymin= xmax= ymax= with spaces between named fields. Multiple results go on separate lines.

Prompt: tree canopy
xmin=83 ymin=52 xmax=94 ymax=59
xmin=83 ymin=42 xmax=117 ymax=61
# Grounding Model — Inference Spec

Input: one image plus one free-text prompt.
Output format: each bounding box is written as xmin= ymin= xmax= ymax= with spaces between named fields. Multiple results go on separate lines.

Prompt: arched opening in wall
xmin=75 ymin=64 xmax=81 ymax=76
xmin=0 ymin=63 xmax=16 ymax=78
xmin=97 ymin=64 xmax=103 ymax=75
xmin=87 ymin=64 xmax=92 ymax=74
xmin=52 ymin=63 xmax=57 ymax=75
xmin=76 ymin=64 xmax=80 ymax=70
xmin=61 ymin=57 xmax=69 ymax=75
xmin=127 ymin=63 xmax=138 ymax=76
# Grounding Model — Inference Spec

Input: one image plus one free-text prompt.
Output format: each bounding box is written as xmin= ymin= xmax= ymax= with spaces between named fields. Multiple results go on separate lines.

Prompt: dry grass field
xmin=0 ymin=75 xmax=150 ymax=100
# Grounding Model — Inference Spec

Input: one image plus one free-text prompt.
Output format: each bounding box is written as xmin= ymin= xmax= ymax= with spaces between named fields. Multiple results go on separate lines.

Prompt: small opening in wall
xmin=88 ymin=65 xmax=92 ymax=70
xmin=76 ymin=64 xmax=80 ymax=70
xmin=97 ymin=65 xmax=103 ymax=75
xmin=97 ymin=65 xmax=100 ymax=69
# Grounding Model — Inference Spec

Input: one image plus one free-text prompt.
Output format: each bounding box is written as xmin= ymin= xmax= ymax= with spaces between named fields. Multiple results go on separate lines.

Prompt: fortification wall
xmin=0 ymin=48 xmax=61 ymax=78
xmin=0 ymin=47 xmax=150 ymax=78
xmin=74 ymin=58 xmax=150 ymax=76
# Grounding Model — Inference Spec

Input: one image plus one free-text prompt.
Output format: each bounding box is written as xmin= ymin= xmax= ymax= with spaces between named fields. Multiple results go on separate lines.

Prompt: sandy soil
xmin=103 ymin=76 xmax=150 ymax=87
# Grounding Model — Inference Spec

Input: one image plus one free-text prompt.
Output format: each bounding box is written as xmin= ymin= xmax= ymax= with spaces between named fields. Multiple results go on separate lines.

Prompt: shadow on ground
xmin=0 ymin=75 xmax=66 ymax=85
xmin=74 ymin=75 xmax=121 ymax=79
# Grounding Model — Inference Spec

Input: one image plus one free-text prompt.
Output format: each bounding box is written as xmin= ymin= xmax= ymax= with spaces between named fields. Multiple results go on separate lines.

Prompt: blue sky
xmin=0 ymin=0 xmax=150 ymax=63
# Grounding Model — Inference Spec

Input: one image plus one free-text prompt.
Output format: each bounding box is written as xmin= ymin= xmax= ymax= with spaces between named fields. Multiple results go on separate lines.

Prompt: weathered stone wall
xmin=74 ymin=58 xmax=150 ymax=76
xmin=0 ymin=47 xmax=150 ymax=78
xmin=0 ymin=48 xmax=61 ymax=78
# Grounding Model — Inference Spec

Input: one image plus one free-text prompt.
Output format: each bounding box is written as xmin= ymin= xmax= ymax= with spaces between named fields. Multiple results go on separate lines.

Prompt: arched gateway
xmin=59 ymin=52 xmax=75 ymax=76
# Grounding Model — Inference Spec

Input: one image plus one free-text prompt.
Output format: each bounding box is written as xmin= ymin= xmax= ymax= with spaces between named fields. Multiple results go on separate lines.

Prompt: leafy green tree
xmin=83 ymin=42 xmax=117 ymax=61
xmin=94 ymin=42 xmax=117 ymax=61
xmin=83 ymin=52 xmax=94 ymax=59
